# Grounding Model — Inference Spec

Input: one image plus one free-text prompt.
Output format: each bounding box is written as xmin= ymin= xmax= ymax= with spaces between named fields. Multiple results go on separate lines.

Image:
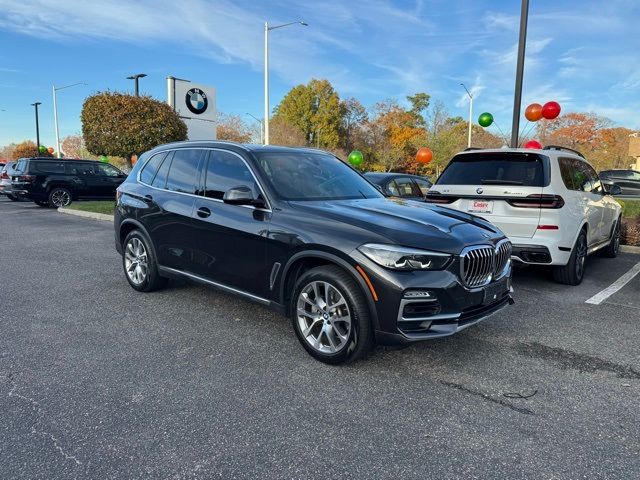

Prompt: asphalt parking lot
xmin=1 ymin=197 xmax=639 ymax=479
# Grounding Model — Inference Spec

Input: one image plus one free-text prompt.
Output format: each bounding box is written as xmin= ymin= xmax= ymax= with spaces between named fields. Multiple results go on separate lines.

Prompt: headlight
xmin=358 ymin=243 xmax=452 ymax=271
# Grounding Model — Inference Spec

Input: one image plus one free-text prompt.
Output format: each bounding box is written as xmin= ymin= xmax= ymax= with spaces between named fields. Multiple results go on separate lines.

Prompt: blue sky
xmin=0 ymin=0 xmax=638 ymax=148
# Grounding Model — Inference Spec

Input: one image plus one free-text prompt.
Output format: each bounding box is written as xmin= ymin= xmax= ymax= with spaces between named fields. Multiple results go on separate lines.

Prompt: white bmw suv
xmin=426 ymin=146 xmax=622 ymax=285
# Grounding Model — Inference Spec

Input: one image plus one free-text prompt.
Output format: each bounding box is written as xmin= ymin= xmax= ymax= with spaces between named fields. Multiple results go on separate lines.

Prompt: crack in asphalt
xmin=439 ymin=381 xmax=535 ymax=416
xmin=6 ymin=372 xmax=82 ymax=466
xmin=514 ymin=342 xmax=640 ymax=380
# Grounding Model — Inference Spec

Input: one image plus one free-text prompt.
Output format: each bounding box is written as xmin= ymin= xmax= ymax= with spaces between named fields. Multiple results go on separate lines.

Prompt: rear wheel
xmin=553 ymin=230 xmax=587 ymax=285
xmin=7 ymin=194 xmax=19 ymax=202
xmin=291 ymin=265 xmax=373 ymax=364
xmin=600 ymin=217 xmax=621 ymax=258
xmin=122 ymin=229 xmax=167 ymax=292
xmin=48 ymin=187 xmax=72 ymax=208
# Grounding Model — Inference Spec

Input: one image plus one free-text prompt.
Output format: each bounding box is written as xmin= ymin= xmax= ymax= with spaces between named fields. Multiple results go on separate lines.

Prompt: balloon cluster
xmin=525 ymin=101 xmax=561 ymax=121
xmin=523 ymin=101 xmax=561 ymax=149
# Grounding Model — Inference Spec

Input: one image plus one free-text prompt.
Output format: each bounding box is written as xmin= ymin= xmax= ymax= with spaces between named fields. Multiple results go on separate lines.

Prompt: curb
xmin=621 ymin=245 xmax=640 ymax=255
xmin=58 ymin=207 xmax=114 ymax=222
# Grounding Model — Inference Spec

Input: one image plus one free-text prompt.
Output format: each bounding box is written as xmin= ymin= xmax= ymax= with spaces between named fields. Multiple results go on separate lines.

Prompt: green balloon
xmin=38 ymin=145 xmax=46 ymax=153
xmin=478 ymin=112 xmax=494 ymax=128
xmin=348 ymin=150 xmax=363 ymax=167
xmin=100 ymin=155 xmax=109 ymax=163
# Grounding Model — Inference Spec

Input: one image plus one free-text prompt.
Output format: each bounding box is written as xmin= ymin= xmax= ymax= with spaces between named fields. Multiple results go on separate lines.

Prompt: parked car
xmin=115 ymin=142 xmax=513 ymax=364
xmin=10 ymin=158 xmax=126 ymax=207
xmin=426 ymin=146 xmax=622 ymax=285
xmin=0 ymin=162 xmax=21 ymax=201
xmin=599 ymin=169 xmax=640 ymax=196
xmin=364 ymin=172 xmax=432 ymax=201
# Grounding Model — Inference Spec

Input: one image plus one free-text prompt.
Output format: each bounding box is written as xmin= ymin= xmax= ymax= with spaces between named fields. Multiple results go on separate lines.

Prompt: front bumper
xmin=352 ymin=251 xmax=514 ymax=347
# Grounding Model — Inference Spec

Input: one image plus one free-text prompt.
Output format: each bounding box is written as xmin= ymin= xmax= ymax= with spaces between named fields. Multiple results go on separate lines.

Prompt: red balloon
xmin=541 ymin=101 xmax=561 ymax=120
xmin=525 ymin=103 xmax=543 ymax=122
xmin=415 ymin=147 xmax=433 ymax=164
xmin=523 ymin=140 xmax=542 ymax=149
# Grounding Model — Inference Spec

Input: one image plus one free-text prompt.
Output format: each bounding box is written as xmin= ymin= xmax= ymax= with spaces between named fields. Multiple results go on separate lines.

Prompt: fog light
xmin=403 ymin=290 xmax=435 ymax=299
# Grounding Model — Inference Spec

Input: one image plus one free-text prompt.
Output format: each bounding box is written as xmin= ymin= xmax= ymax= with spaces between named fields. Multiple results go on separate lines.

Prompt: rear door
xmin=430 ymin=152 xmax=549 ymax=239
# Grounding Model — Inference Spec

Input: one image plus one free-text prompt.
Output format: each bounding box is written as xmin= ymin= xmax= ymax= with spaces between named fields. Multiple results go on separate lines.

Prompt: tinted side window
xmin=95 ymin=163 xmax=122 ymax=177
xmin=394 ymin=177 xmax=419 ymax=197
xmin=414 ymin=178 xmax=431 ymax=195
xmin=386 ymin=180 xmax=400 ymax=196
xmin=32 ymin=161 xmax=66 ymax=174
xmin=584 ymin=163 xmax=603 ymax=194
xmin=204 ymin=150 xmax=255 ymax=200
xmin=66 ymin=162 xmax=95 ymax=175
xmin=559 ymin=158 xmax=577 ymax=190
xmin=166 ymin=149 xmax=202 ymax=195
xmin=140 ymin=152 xmax=167 ymax=185
xmin=438 ymin=153 xmax=546 ymax=187
xmin=152 ymin=151 xmax=173 ymax=189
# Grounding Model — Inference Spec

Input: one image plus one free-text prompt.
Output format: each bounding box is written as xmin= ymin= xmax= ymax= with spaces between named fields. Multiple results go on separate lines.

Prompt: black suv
xmin=364 ymin=172 xmax=432 ymax=201
xmin=599 ymin=169 xmax=640 ymax=196
xmin=11 ymin=158 xmax=126 ymax=207
xmin=115 ymin=142 xmax=513 ymax=364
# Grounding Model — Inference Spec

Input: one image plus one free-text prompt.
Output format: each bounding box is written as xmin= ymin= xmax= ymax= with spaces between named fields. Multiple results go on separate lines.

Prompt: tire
xmin=600 ymin=217 xmax=621 ymax=258
xmin=553 ymin=230 xmax=588 ymax=285
xmin=291 ymin=265 xmax=373 ymax=364
xmin=122 ymin=229 xmax=167 ymax=292
xmin=7 ymin=194 xmax=19 ymax=202
xmin=35 ymin=200 xmax=50 ymax=207
xmin=48 ymin=187 xmax=72 ymax=208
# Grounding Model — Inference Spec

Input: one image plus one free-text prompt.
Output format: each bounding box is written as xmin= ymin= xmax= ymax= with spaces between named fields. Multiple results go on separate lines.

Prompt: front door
xmin=94 ymin=163 xmax=126 ymax=197
xmin=191 ymin=149 xmax=270 ymax=298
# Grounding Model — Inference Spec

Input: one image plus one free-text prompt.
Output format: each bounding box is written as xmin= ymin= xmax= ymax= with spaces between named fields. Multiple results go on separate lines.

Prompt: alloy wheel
xmin=296 ymin=281 xmax=352 ymax=354
xmin=124 ymin=237 xmax=148 ymax=285
xmin=51 ymin=190 xmax=71 ymax=207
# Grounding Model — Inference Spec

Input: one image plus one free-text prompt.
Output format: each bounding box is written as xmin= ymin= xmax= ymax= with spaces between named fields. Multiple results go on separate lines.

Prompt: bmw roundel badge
xmin=476 ymin=187 xmax=484 ymax=194
xmin=186 ymin=88 xmax=208 ymax=115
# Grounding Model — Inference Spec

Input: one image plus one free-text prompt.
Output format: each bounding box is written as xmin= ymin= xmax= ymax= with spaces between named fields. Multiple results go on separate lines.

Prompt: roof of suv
xmin=149 ymin=140 xmax=330 ymax=155
xmin=454 ymin=146 xmax=586 ymax=161
xmin=19 ymin=157 xmax=104 ymax=163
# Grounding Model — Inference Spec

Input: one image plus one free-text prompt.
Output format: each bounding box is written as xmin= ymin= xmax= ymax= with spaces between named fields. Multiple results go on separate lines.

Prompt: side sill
xmin=158 ymin=265 xmax=283 ymax=311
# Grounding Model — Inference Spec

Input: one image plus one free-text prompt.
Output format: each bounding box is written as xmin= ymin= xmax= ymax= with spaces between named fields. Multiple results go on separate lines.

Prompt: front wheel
xmin=7 ymin=194 xmax=19 ymax=202
xmin=553 ymin=230 xmax=588 ymax=285
xmin=291 ymin=265 xmax=373 ymax=364
xmin=48 ymin=187 xmax=72 ymax=208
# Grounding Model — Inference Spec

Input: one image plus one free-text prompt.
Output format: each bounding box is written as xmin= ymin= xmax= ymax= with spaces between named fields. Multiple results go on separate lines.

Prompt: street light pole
xmin=127 ymin=73 xmax=147 ymax=97
xmin=264 ymin=20 xmax=307 ymax=145
xmin=52 ymin=82 xmax=87 ymax=158
xmin=246 ymin=113 xmax=264 ymax=144
xmin=510 ymin=0 xmax=529 ymax=148
xmin=461 ymin=83 xmax=473 ymax=148
xmin=31 ymin=102 xmax=41 ymax=149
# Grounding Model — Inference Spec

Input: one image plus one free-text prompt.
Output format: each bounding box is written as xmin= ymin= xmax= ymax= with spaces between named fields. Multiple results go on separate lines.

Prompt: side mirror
xmin=609 ymin=183 xmax=622 ymax=196
xmin=223 ymin=185 xmax=265 ymax=207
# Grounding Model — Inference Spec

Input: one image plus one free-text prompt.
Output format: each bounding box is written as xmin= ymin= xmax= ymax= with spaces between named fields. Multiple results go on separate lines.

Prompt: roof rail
xmin=543 ymin=145 xmax=585 ymax=158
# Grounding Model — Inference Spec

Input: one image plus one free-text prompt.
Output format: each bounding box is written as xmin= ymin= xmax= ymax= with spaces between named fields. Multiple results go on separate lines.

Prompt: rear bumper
xmin=508 ymin=237 xmax=571 ymax=265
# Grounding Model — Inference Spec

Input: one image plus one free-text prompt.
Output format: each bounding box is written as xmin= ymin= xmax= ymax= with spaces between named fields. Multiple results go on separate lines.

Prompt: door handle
xmin=197 ymin=206 xmax=211 ymax=218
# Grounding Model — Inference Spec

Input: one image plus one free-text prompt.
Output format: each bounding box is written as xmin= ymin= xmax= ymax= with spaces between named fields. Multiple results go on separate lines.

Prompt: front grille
xmin=460 ymin=240 xmax=511 ymax=288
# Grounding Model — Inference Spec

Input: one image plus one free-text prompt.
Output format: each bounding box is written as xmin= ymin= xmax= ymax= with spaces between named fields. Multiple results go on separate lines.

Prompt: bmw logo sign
xmin=476 ymin=187 xmax=484 ymax=194
xmin=186 ymin=88 xmax=208 ymax=115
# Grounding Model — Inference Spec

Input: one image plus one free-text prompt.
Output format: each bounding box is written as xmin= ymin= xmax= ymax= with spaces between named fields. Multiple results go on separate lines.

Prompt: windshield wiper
xmin=480 ymin=179 xmax=524 ymax=185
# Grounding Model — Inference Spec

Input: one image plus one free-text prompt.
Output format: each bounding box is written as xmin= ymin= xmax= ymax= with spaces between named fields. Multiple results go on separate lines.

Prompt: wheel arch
xmin=278 ymin=250 xmax=380 ymax=330
xmin=118 ymin=219 xmax=160 ymax=262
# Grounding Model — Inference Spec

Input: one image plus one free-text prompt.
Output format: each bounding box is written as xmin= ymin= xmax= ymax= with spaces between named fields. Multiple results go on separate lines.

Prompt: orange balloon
xmin=131 ymin=154 xmax=138 ymax=166
xmin=47 ymin=147 xmax=54 ymax=154
xmin=415 ymin=147 xmax=433 ymax=164
xmin=525 ymin=103 xmax=543 ymax=122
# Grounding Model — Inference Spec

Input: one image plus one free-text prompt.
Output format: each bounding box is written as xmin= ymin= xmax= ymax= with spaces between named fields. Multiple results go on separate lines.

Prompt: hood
xmin=288 ymin=197 xmax=504 ymax=254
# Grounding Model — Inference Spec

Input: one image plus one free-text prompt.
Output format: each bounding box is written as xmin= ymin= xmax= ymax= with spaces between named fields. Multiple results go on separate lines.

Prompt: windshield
xmin=437 ymin=153 xmax=547 ymax=187
xmin=254 ymin=151 xmax=382 ymax=201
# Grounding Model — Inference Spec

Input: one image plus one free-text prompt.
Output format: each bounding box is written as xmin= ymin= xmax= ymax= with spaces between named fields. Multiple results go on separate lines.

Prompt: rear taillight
xmin=18 ymin=175 xmax=36 ymax=182
xmin=507 ymin=194 xmax=564 ymax=209
xmin=0 ymin=171 xmax=8 ymax=179
xmin=425 ymin=193 xmax=457 ymax=204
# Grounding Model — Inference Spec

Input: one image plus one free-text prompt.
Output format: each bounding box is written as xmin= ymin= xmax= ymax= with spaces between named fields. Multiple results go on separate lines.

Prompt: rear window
xmin=437 ymin=153 xmax=547 ymax=187
xmin=31 ymin=161 xmax=66 ymax=174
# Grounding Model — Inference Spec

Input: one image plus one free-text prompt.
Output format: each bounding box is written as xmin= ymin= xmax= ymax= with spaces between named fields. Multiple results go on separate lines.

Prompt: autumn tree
xmin=269 ymin=117 xmax=306 ymax=147
xmin=10 ymin=140 xmax=53 ymax=160
xmin=273 ymin=79 xmax=345 ymax=148
xmin=82 ymin=92 xmax=187 ymax=166
xmin=341 ymin=97 xmax=367 ymax=152
xmin=407 ymin=92 xmax=431 ymax=128
xmin=216 ymin=114 xmax=253 ymax=143
xmin=0 ymin=142 xmax=18 ymax=160
xmin=60 ymin=134 xmax=100 ymax=159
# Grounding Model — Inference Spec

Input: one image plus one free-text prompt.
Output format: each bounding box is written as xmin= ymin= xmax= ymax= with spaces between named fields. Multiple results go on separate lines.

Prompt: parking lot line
xmin=585 ymin=260 xmax=640 ymax=305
